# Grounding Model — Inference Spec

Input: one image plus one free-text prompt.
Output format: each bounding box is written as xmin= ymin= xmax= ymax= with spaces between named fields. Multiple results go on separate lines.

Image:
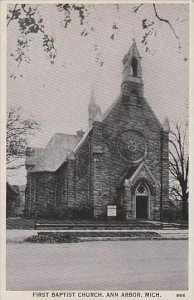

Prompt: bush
xmin=161 ymin=207 xmax=184 ymax=223
xmin=25 ymin=232 xmax=79 ymax=243
xmin=116 ymin=206 xmax=126 ymax=220
xmin=71 ymin=207 xmax=93 ymax=219
xmin=33 ymin=204 xmax=66 ymax=219
xmin=29 ymin=204 xmax=94 ymax=220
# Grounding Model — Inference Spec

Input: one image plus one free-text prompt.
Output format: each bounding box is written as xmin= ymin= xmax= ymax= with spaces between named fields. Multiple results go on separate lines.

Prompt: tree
xmin=7 ymin=3 xmax=185 ymax=69
xmin=169 ymin=121 xmax=189 ymax=220
xmin=7 ymin=106 xmax=39 ymax=170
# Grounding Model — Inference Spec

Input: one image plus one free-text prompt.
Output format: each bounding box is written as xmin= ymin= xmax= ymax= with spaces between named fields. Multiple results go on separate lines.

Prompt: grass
xmin=6 ymin=217 xmax=90 ymax=229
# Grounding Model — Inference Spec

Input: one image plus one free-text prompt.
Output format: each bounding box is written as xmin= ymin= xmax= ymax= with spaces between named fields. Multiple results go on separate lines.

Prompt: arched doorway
xmin=135 ymin=182 xmax=150 ymax=219
xmin=131 ymin=57 xmax=138 ymax=77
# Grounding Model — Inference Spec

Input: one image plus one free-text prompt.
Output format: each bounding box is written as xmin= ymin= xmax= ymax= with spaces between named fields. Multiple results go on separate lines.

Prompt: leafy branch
xmin=7 ymin=4 xmax=185 ymax=70
xmin=8 ymin=4 xmax=57 ymax=66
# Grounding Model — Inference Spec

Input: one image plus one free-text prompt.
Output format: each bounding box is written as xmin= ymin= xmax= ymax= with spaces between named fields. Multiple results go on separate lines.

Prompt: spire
xmin=88 ymin=88 xmax=102 ymax=128
xmin=162 ymin=117 xmax=170 ymax=133
xmin=90 ymin=87 xmax=96 ymax=105
xmin=121 ymin=40 xmax=144 ymax=104
xmin=88 ymin=88 xmax=97 ymax=116
xmin=94 ymin=106 xmax=102 ymax=122
xmin=122 ymin=40 xmax=143 ymax=82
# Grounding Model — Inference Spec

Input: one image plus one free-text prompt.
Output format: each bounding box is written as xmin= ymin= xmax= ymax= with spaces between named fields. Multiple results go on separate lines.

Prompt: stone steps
xmin=34 ymin=222 xmax=188 ymax=230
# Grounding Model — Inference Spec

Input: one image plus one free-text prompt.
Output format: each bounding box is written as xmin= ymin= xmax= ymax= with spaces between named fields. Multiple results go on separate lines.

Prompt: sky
xmin=7 ymin=3 xmax=189 ymax=185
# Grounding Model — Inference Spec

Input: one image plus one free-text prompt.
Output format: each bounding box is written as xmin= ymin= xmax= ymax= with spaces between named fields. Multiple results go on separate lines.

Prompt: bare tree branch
xmin=153 ymin=4 xmax=179 ymax=39
xmin=169 ymin=121 xmax=189 ymax=220
xmin=132 ymin=4 xmax=143 ymax=14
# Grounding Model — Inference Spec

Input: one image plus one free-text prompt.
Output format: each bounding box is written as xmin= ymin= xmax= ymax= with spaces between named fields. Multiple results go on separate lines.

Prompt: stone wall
xmin=88 ymin=94 xmax=168 ymax=219
xmin=25 ymin=90 xmax=169 ymax=220
xmin=56 ymin=163 xmax=68 ymax=209
xmin=25 ymin=172 xmax=56 ymax=217
xmin=75 ymin=135 xmax=92 ymax=211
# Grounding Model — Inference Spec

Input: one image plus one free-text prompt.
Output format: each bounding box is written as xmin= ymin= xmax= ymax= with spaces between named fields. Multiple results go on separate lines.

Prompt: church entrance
xmin=135 ymin=182 xmax=150 ymax=220
xmin=136 ymin=196 xmax=148 ymax=219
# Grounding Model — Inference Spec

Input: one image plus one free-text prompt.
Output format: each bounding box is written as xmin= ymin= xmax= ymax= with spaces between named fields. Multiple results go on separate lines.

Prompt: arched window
xmin=135 ymin=182 xmax=149 ymax=196
xmin=131 ymin=57 xmax=138 ymax=77
xmin=135 ymin=182 xmax=150 ymax=219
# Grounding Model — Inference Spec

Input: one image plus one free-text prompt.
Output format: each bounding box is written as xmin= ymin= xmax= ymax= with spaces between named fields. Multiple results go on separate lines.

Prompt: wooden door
xmin=136 ymin=196 xmax=148 ymax=219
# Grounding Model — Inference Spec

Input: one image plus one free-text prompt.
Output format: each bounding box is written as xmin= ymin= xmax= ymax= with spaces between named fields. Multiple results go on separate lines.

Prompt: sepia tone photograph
xmin=1 ymin=1 xmax=192 ymax=299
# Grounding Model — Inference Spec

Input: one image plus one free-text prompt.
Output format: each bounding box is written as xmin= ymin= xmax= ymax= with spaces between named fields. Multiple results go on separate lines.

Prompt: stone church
xmin=25 ymin=40 xmax=170 ymax=220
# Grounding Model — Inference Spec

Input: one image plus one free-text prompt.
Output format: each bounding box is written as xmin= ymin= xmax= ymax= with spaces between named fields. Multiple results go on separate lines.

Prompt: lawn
xmin=6 ymin=240 xmax=188 ymax=291
xmin=6 ymin=218 xmax=77 ymax=229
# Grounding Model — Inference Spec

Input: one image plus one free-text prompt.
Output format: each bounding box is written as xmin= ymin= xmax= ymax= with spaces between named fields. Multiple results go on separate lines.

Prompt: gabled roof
xmin=30 ymin=133 xmax=82 ymax=173
xmin=125 ymin=161 xmax=157 ymax=185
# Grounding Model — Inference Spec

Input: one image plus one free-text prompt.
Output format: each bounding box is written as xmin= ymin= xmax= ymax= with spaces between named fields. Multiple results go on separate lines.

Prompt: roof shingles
xmin=30 ymin=133 xmax=81 ymax=173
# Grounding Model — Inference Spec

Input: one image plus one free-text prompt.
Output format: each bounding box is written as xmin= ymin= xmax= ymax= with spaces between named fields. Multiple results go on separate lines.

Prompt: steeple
xmin=121 ymin=40 xmax=144 ymax=104
xmin=88 ymin=88 xmax=102 ymax=128
xmin=122 ymin=39 xmax=143 ymax=82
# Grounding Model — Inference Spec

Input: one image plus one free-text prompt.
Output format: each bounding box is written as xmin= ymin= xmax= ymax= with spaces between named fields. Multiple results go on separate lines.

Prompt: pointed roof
xmin=94 ymin=106 xmax=102 ymax=122
xmin=124 ymin=162 xmax=157 ymax=187
xmin=122 ymin=39 xmax=141 ymax=65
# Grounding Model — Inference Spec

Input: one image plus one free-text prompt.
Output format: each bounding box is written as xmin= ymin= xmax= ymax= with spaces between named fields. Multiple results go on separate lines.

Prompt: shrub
xmin=25 ymin=232 xmax=79 ymax=243
xmin=71 ymin=207 xmax=93 ymax=219
xmin=116 ymin=205 xmax=126 ymax=220
xmin=161 ymin=207 xmax=184 ymax=223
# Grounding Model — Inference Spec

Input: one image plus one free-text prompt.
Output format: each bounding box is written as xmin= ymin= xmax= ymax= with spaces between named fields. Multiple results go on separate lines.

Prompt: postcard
xmin=1 ymin=1 xmax=193 ymax=300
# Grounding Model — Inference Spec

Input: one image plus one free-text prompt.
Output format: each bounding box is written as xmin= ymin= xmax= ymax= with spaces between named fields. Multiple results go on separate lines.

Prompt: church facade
xmin=25 ymin=41 xmax=170 ymax=220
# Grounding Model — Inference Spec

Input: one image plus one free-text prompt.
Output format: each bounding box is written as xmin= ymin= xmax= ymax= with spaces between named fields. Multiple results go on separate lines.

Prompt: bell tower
xmin=121 ymin=39 xmax=144 ymax=104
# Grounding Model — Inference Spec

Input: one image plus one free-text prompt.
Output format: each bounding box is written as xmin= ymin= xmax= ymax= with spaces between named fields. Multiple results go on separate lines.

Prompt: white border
xmin=1 ymin=1 xmax=193 ymax=300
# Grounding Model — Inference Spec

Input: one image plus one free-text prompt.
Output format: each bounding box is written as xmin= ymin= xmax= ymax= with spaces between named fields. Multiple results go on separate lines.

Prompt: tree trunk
xmin=182 ymin=192 xmax=188 ymax=221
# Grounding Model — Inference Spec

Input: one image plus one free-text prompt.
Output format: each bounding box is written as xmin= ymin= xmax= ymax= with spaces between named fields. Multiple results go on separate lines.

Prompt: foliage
xmin=25 ymin=232 xmax=79 ymax=243
xmin=32 ymin=203 xmax=93 ymax=220
xmin=7 ymin=106 xmax=39 ymax=170
xmin=7 ymin=3 xmax=184 ymax=70
xmin=71 ymin=207 xmax=94 ymax=219
xmin=161 ymin=207 xmax=185 ymax=224
xmin=7 ymin=4 xmax=56 ymax=65
xmin=169 ymin=121 xmax=189 ymax=220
